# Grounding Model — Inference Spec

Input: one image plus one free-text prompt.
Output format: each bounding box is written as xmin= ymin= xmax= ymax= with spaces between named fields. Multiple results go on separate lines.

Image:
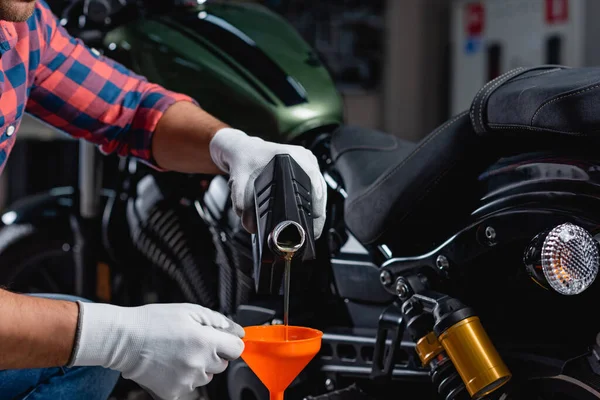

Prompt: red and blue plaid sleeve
xmin=25 ymin=1 xmax=196 ymax=169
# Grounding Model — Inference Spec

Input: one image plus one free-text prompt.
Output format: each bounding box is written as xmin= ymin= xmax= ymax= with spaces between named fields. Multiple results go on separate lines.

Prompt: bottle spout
xmin=268 ymin=220 xmax=306 ymax=260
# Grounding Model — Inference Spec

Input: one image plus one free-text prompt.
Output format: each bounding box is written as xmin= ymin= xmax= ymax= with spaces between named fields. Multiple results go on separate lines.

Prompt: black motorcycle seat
xmin=332 ymin=112 xmax=485 ymax=245
xmin=333 ymin=65 xmax=600 ymax=246
xmin=330 ymin=126 xmax=416 ymax=203
xmin=471 ymin=65 xmax=600 ymax=136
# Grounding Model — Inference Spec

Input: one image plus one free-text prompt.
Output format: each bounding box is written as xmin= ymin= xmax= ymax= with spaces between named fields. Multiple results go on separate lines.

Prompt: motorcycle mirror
xmin=84 ymin=0 xmax=112 ymax=24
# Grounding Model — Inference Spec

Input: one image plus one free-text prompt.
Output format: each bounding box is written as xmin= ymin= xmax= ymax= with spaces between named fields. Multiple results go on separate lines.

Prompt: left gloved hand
xmin=209 ymin=128 xmax=327 ymax=238
xmin=70 ymin=302 xmax=245 ymax=400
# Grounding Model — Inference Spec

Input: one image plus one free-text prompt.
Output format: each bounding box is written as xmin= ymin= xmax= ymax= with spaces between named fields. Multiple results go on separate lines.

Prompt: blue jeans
xmin=0 ymin=294 xmax=121 ymax=400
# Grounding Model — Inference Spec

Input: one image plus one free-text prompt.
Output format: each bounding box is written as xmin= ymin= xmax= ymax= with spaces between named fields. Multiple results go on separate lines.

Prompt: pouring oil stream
xmin=269 ymin=221 xmax=306 ymax=341
xmin=283 ymin=255 xmax=292 ymax=330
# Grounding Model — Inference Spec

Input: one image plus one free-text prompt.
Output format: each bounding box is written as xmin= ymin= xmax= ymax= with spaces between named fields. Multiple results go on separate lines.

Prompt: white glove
xmin=209 ymin=128 xmax=327 ymax=238
xmin=70 ymin=301 xmax=245 ymax=400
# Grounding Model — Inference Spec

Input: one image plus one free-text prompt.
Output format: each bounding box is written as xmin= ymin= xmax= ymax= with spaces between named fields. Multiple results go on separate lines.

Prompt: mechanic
xmin=0 ymin=0 xmax=326 ymax=399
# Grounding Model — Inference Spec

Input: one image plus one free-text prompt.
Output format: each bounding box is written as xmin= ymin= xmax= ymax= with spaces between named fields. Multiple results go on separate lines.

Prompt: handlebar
xmin=252 ymin=154 xmax=316 ymax=295
xmin=59 ymin=0 xmax=210 ymax=32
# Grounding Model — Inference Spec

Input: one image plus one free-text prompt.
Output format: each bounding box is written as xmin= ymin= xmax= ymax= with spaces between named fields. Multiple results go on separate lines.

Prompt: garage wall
xmin=382 ymin=0 xmax=451 ymax=142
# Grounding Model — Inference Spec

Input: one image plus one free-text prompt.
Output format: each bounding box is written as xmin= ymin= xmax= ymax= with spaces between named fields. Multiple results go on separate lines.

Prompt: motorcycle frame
xmin=74 ymin=140 xmax=103 ymax=299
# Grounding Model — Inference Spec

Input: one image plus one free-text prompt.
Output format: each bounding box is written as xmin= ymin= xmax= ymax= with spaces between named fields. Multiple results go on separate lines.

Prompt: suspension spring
xmin=429 ymin=352 xmax=470 ymax=400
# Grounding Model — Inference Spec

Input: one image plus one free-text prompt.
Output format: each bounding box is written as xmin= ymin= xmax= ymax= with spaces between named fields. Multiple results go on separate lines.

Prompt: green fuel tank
xmin=102 ymin=2 xmax=344 ymax=142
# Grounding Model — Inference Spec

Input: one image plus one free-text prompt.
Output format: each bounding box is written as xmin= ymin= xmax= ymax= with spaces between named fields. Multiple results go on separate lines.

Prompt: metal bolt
xmin=325 ymin=378 xmax=335 ymax=391
xmin=436 ymin=255 xmax=449 ymax=270
xmin=485 ymin=226 xmax=497 ymax=241
xmin=395 ymin=279 xmax=410 ymax=299
xmin=380 ymin=270 xmax=392 ymax=286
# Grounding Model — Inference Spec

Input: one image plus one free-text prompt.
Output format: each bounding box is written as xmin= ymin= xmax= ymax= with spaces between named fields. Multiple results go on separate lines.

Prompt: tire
xmin=0 ymin=223 xmax=76 ymax=294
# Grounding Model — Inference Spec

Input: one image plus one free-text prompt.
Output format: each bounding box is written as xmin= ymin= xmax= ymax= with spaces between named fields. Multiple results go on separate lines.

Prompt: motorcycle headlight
xmin=541 ymin=223 xmax=599 ymax=295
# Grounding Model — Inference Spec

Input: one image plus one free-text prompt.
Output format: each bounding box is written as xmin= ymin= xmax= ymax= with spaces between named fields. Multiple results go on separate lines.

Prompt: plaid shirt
xmin=0 ymin=0 xmax=194 ymax=174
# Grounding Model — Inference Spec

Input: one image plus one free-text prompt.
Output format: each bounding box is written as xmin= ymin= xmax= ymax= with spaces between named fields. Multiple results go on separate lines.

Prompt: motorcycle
xmin=221 ymin=65 xmax=600 ymax=400
xmin=1 ymin=1 xmax=600 ymax=399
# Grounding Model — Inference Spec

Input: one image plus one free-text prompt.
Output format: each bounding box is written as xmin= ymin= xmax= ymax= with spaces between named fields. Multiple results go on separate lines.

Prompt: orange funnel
xmin=241 ymin=325 xmax=323 ymax=400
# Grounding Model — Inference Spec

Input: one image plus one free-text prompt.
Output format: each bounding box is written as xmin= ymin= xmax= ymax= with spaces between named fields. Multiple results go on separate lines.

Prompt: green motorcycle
xmin=67 ymin=0 xmax=345 ymax=139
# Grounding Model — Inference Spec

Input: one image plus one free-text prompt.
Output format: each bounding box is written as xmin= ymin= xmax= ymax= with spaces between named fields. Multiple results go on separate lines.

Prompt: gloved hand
xmin=209 ymin=128 xmax=327 ymax=238
xmin=70 ymin=301 xmax=245 ymax=400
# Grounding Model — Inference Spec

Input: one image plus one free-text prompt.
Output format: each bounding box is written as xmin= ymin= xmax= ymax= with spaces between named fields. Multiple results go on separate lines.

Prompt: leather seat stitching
xmin=531 ymin=82 xmax=600 ymax=125
xmin=471 ymin=66 xmax=566 ymax=131
xmin=471 ymin=70 xmax=509 ymax=122
xmin=478 ymin=68 xmax=525 ymax=132
xmin=507 ymin=68 xmax=561 ymax=84
xmin=487 ymin=123 xmax=591 ymax=135
xmin=471 ymin=67 xmax=524 ymax=132
xmin=470 ymin=71 xmax=507 ymax=130
xmin=475 ymin=70 xmax=515 ymax=123
xmin=332 ymin=138 xmax=400 ymax=161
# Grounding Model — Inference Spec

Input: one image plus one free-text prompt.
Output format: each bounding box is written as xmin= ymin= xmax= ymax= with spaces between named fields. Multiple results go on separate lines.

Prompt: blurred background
xmin=0 ymin=0 xmax=585 ymax=209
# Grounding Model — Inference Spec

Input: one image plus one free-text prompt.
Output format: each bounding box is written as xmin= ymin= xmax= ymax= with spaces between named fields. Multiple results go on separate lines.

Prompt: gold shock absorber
xmin=437 ymin=316 xmax=512 ymax=399
xmin=415 ymin=331 xmax=444 ymax=365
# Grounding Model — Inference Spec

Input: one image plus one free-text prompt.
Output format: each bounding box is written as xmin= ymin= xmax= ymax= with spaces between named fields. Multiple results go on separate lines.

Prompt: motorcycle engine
xmin=125 ymin=173 xmax=220 ymax=308
xmin=199 ymin=175 xmax=255 ymax=316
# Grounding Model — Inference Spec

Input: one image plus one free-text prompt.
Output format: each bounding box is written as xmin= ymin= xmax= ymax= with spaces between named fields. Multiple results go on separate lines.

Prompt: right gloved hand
xmin=69 ymin=301 xmax=245 ymax=400
xmin=209 ymin=128 xmax=327 ymax=239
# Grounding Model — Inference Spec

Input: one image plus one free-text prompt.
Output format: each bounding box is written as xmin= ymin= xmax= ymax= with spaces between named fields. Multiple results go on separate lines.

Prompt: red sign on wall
xmin=546 ymin=0 xmax=569 ymax=24
xmin=465 ymin=3 xmax=485 ymax=36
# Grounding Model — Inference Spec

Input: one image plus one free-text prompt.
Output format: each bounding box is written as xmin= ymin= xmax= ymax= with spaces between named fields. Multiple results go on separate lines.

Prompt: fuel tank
xmin=102 ymin=2 xmax=344 ymax=142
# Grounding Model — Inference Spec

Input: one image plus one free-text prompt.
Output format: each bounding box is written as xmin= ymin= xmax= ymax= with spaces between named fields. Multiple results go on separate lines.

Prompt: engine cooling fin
xmin=209 ymin=224 xmax=254 ymax=316
xmin=128 ymin=199 xmax=219 ymax=309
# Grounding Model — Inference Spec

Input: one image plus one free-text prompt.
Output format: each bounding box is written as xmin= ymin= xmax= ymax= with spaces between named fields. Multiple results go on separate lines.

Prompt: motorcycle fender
xmin=1 ymin=187 xmax=77 ymax=228
xmin=0 ymin=186 xmax=109 ymax=230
